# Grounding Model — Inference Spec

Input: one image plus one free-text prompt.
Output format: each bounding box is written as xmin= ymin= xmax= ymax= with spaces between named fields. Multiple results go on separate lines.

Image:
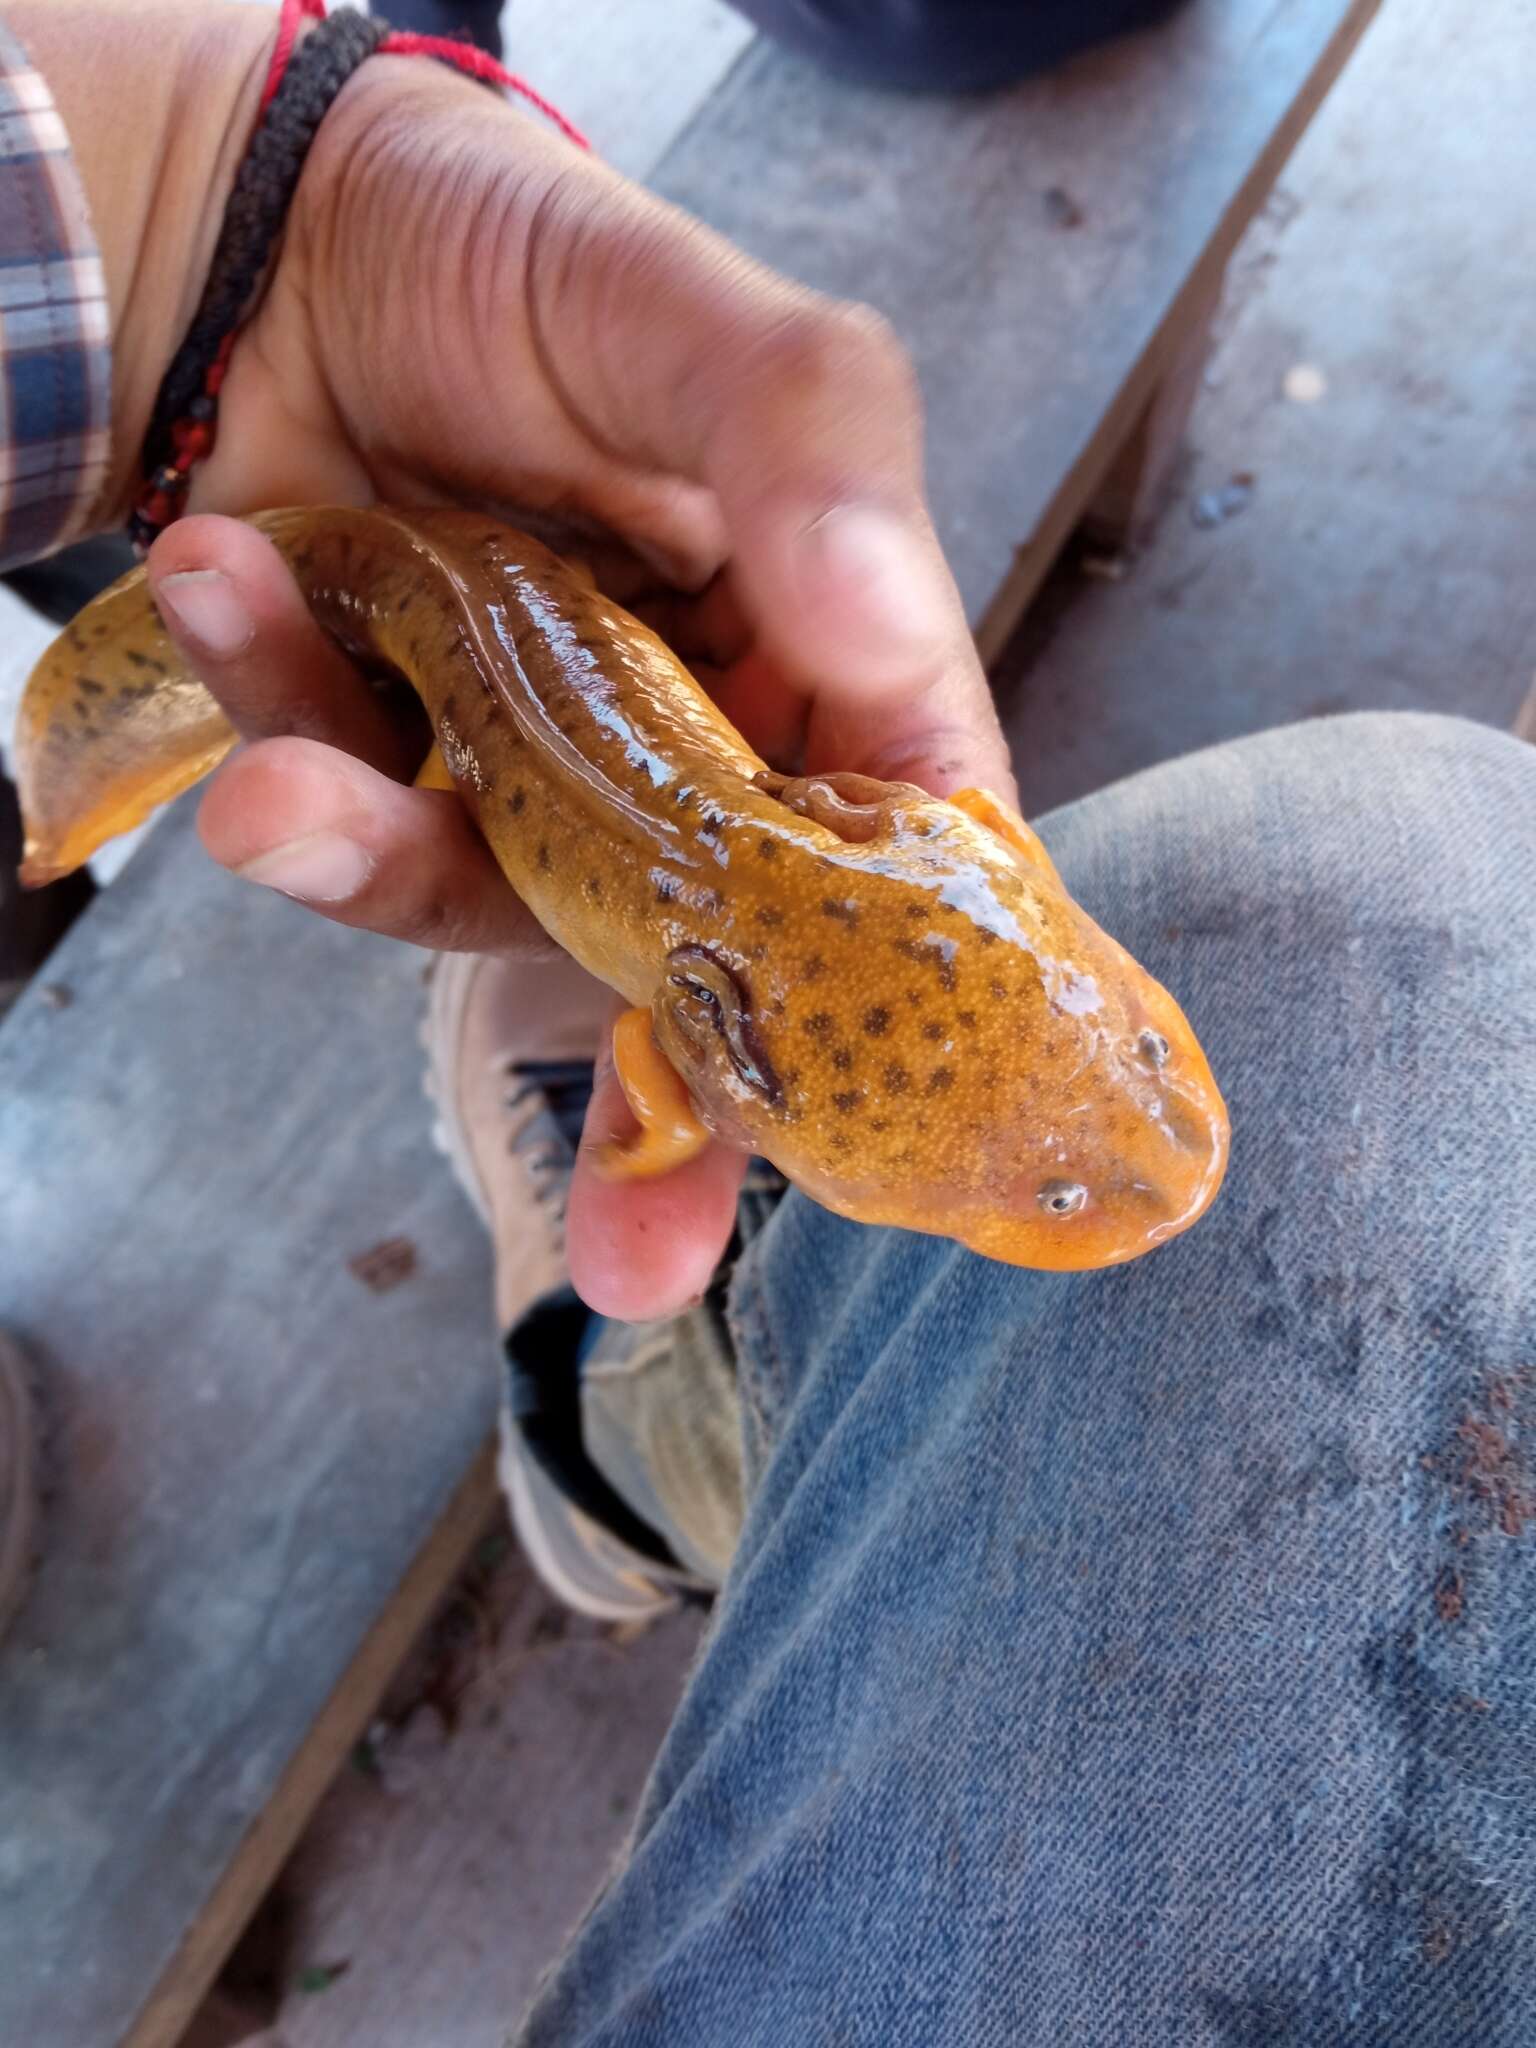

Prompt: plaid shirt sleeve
xmin=0 ymin=19 xmax=111 ymax=570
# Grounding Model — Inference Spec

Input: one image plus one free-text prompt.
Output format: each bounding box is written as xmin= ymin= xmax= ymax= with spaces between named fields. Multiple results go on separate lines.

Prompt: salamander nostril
xmin=1038 ymin=1179 xmax=1087 ymax=1217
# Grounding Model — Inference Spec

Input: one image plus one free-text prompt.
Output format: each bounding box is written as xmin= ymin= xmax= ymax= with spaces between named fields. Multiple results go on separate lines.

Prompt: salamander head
xmin=651 ymin=786 xmax=1228 ymax=1271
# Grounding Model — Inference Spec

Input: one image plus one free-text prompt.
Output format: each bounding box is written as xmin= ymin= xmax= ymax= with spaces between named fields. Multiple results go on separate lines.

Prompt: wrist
xmin=11 ymin=2 xmax=278 ymax=525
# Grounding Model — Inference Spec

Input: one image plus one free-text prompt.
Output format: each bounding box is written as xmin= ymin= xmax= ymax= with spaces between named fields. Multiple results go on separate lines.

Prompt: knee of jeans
xmin=1270 ymin=711 xmax=1532 ymax=926
xmin=730 ymin=0 xmax=1187 ymax=94
xmin=1041 ymin=709 xmax=1534 ymax=1011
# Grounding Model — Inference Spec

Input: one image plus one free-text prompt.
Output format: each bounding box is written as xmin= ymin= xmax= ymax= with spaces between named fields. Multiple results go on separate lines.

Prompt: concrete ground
xmin=3 ymin=0 xmax=1531 ymax=2039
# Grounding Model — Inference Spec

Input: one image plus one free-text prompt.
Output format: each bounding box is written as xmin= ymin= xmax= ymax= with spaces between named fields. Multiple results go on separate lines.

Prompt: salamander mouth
xmin=665 ymin=943 xmax=783 ymax=1106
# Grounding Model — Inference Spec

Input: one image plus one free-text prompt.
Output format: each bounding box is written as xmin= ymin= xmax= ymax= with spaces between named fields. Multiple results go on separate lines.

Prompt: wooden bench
xmin=0 ymin=3 xmax=1381 ymax=2041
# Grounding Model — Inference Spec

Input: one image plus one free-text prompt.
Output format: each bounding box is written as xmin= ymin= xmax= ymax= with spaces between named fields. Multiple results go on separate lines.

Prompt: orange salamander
xmin=13 ymin=505 xmax=1229 ymax=1269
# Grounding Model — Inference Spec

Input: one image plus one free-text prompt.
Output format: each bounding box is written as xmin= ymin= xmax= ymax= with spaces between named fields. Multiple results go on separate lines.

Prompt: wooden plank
xmin=1080 ymin=259 xmax=1226 ymax=551
xmin=503 ymin=0 xmax=753 ymax=183
xmin=647 ymin=0 xmax=1382 ymax=665
xmin=0 ymin=804 xmax=500 ymax=2048
xmin=127 ymin=1451 xmax=499 ymax=2048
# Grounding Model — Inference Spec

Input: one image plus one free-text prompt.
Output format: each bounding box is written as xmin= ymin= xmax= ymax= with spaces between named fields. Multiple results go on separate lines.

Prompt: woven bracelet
xmin=130 ymin=1 xmax=588 ymax=555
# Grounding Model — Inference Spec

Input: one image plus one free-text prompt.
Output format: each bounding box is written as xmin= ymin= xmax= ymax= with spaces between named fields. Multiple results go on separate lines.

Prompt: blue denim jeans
xmin=521 ymin=713 xmax=1536 ymax=2046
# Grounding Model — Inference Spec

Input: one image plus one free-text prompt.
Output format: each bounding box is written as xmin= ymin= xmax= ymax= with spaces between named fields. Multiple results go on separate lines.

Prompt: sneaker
xmin=0 ymin=1332 xmax=40 ymax=1645
xmin=424 ymin=952 xmax=695 ymax=1624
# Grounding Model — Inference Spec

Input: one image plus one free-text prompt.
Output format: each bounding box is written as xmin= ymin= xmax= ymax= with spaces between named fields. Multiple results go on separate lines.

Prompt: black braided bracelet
xmin=130 ymin=9 xmax=390 ymax=551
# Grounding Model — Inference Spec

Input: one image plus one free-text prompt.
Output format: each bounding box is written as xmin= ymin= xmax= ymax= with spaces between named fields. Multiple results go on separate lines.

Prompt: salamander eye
xmin=665 ymin=944 xmax=783 ymax=1106
xmin=1136 ymin=1030 xmax=1170 ymax=1069
xmin=1038 ymin=1179 xmax=1088 ymax=1217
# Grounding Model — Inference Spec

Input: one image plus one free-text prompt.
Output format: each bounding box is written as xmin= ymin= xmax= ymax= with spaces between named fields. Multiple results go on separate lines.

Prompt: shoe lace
xmin=505 ymin=1059 xmax=594 ymax=1211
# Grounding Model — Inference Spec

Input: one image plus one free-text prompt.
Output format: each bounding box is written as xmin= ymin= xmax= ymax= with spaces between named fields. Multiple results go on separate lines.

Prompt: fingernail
xmin=235 ymin=831 xmax=373 ymax=903
xmin=798 ymin=506 xmax=948 ymax=653
xmin=157 ymin=570 xmax=253 ymax=657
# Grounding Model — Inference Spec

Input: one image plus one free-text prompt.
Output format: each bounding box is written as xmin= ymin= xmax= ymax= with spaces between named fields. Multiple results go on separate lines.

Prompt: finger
xmin=565 ymin=1051 xmax=746 ymax=1321
xmin=147 ymin=515 xmax=421 ymax=778
xmin=198 ymin=735 xmax=552 ymax=956
xmin=706 ymin=647 xmax=808 ymax=771
xmin=629 ymin=572 xmax=752 ymax=671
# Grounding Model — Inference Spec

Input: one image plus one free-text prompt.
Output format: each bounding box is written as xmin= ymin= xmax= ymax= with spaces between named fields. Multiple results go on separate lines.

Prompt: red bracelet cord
xmin=259 ymin=0 xmax=589 ymax=142
xmin=133 ymin=0 xmax=588 ymax=549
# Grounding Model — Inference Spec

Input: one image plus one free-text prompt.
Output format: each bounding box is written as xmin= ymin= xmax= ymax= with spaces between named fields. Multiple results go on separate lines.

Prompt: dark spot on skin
xmin=821 ymin=898 xmax=859 ymax=926
xmin=977 ymin=929 xmax=998 ymax=947
xmin=896 ymin=936 xmax=958 ymax=993
xmin=831 ymin=1047 xmax=854 ymax=1072
xmin=922 ymin=1020 xmax=944 ymax=1042
xmin=804 ymin=954 xmax=826 ymax=981
xmin=122 ymin=649 xmax=159 ymax=672
xmin=585 ymin=876 xmax=602 ymax=900
xmin=915 ymin=1117 xmax=929 ymax=1134
xmin=927 ymin=1068 xmax=955 ymax=1094
xmin=905 ymin=990 xmax=922 ymax=1008
xmin=756 ymin=905 xmax=785 ymax=928
xmin=769 ymin=999 xmax=786 ymax=1019
xmin=884 ymin=1064 xmax=911 ymax=1094
xmin=509 ymin=789 xmax=526 ymax=815
xmin=863 ymin=1007 xmax=890 ymax=1037
xmin=758 ymin=837 xmax=778 ymax=859
xmin=397 ymin=594 xmax=412 ymax=615
xmin=904 ymin=902 xmax=928 ymax=919
xmin=870 ymin=1119 xmax=889 ymax=1133
xmin=830 ymin=1132 xmax=853 ymax=1153
xmin=783 ymin=1066 xmax=801 ymax=1088
xmin=803 ymin=1012 xmax=835 ymax=1039
xmin=982 ymin=1071 xmax=1000 ymax=1091
xmin=989 ymin=979 xmax=1008 ymax=1002
xmin=77 ymin=676 xmax=106 ymax=696
xmin=958 ymin=1011 xmax=977 ymax=1029
xmin=537 ymin=844 xmax=552 ymax=872
xmin=893 ymin=1148 xmax=916 ymax=1167
xmin=832 ymin=1089 xmax=864 ymax=1113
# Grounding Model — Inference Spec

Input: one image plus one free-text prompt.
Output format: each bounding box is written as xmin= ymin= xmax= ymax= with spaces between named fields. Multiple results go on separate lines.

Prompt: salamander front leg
xmin=592 ymin=1007 xmax=711 ymax=1180
xmin=950 ymin=786 xmax=1062 ymax=883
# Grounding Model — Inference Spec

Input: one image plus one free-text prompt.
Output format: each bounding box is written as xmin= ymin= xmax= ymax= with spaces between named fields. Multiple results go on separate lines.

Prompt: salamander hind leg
xmin=414 ymin=742 xmax=456 ymax=791
xmin=592 ymin=1007 xmax=711 ymax=1181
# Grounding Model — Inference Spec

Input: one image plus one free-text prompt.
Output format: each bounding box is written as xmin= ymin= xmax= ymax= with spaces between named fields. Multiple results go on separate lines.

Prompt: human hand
xmin=142 ymin=53 xmax=1015 ymax=1319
